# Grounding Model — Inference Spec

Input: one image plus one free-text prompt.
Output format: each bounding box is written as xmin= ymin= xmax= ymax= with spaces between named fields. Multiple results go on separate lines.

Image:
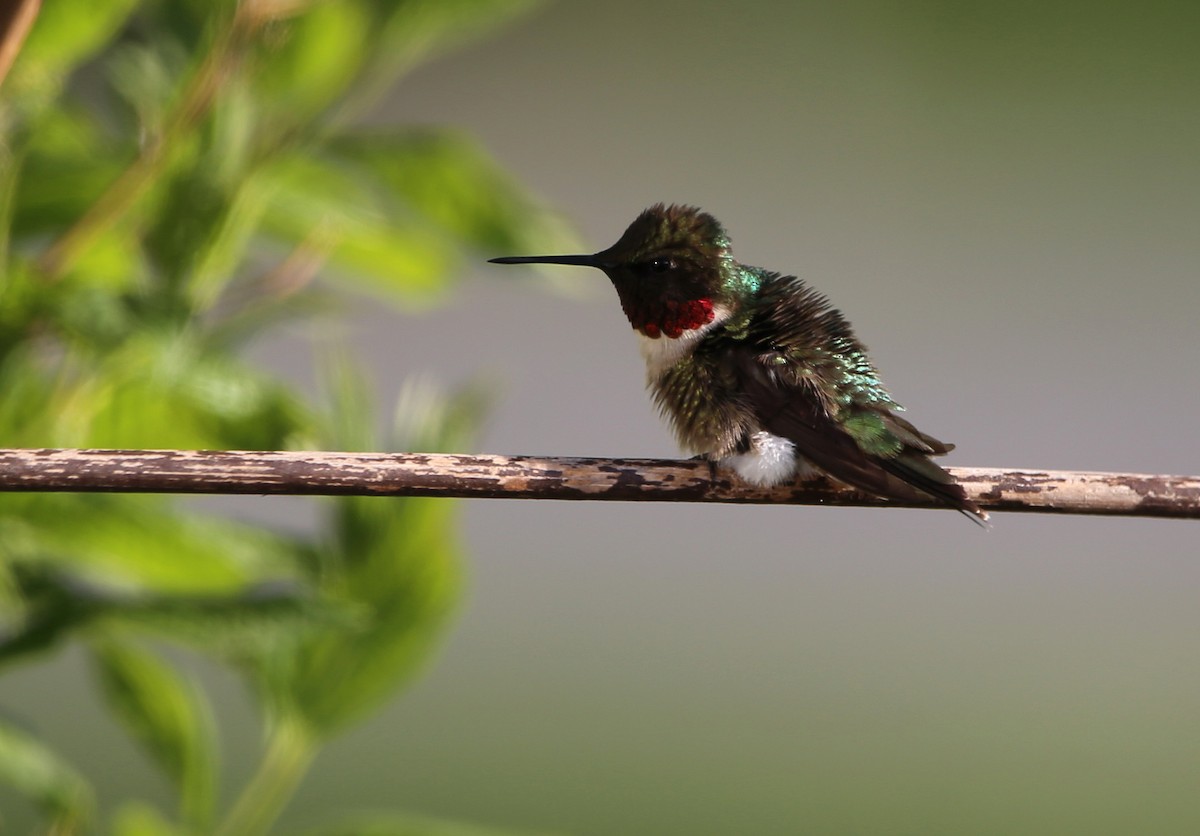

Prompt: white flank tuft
xmin=722 ymin=431 xmax=801 ymax=487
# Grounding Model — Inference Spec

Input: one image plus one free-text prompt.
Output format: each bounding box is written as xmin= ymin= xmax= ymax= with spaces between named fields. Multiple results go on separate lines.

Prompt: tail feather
xmin=795 ymin=436 xmax=987 ymax=525
xmin=878 ymin=452 xmax=989 ymax=526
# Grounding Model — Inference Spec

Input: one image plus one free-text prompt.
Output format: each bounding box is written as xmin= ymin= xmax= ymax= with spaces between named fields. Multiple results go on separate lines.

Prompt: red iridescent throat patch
xmin=623 ymin=297 xmax=716 ymax=339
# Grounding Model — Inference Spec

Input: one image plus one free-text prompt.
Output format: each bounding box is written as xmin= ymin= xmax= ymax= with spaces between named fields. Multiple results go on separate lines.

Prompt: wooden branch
xmin=0 ymin=0 xmax=40 ymax=90
xmin=0 ymin=449 xmax=1196 ymax=519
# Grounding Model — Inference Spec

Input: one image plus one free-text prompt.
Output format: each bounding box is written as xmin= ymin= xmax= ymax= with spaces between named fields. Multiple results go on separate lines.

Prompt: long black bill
xmin=488 ymin=254 xmax=603 ymax=268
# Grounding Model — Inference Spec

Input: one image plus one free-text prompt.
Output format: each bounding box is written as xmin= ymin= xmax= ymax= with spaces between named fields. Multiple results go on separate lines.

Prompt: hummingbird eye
xmin=648 ymin=257 xmax=675 ymax=274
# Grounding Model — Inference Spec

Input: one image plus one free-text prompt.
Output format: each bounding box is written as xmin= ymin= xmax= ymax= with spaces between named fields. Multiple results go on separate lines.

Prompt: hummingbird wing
xmin=728 ymin=273 xmax=986 ymax=521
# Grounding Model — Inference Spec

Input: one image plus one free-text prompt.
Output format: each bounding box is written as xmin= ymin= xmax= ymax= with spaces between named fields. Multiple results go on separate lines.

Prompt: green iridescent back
xmin=648 ymin=263 xmax=933 ymax=462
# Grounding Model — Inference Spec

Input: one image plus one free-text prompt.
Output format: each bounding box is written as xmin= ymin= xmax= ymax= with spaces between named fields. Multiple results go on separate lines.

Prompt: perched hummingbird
xmin=490 ymin=204 xmax=985 ymax=522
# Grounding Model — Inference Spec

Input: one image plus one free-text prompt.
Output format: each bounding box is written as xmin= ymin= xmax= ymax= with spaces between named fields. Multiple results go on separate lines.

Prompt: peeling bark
xmin=0 ymin=449 xmax=1196 ymax=520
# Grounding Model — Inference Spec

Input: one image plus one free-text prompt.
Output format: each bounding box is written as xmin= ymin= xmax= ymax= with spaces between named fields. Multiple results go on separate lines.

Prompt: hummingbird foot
xmin=686 ymin=453 xmax=722 ymax=484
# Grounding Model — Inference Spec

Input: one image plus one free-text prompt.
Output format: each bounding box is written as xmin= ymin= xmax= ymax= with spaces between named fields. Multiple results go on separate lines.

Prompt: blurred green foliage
xmin=0 ymin=1 xmax=570 ymax=833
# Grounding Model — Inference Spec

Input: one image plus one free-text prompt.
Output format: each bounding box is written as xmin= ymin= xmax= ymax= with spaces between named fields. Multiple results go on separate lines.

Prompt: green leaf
xmin=0 ymin=718 xmax=93 ymax=828
xmin=63 ymin=328 xmax=308 ymax=450
xmin=329 ymin=128 xmax=579 ymax=257
xmin=111 ymin=801 xmax=190 ymax=836
xmin=90 ymin=640 xmax=216 ymax=829
xmin=0 ymin=0 xmax=572 ymax=830
xmin=313 ymin=349 xmax=377 ymax=453
xmin=258 ymin=150 xmax=456 ymax=303
xmin=10 ymin=105 xmax=129 ymax=239
xmin=276 ymin=375 xmax=485 ymax=736
xmin=9 ymin=0 xmax=140 ymax=93
xmin=105 ymin=37 xmax=189 ymax=135
xmin=0 ymin=134 xmax=19 ymax=268
xmin=0 ymin=494 xmax=296 ymax=592
xmin=111 ymin=581 xmax=359 ymax=662
xmin=391 ymin=376 xmax=496 ymax=454
xmin=184 ymin=112 xmax=273 ymax=312
xmin=0 ymin=561 xmax=101 ymax=668
xmin=113 ymin=48 xmax=266 ymax=311
xmin=9 ymin=103 xmax=143 ymax=292
xmin=204 ymin=284 xmax=335 ymax=353
xmin=287 ymin=497 xmax=462 ymax=735
xmin=141 ymin=152 xmax=241 ymax=294
xmin=0 ymin=345 xmax=60 ymax=445
xmin=2 ymin=558 xmax=355 ymax=684
xmin=250 ymin=0 xmax=372 ymax=127
xmin=346 ymin=0 xmax=543 ymax=112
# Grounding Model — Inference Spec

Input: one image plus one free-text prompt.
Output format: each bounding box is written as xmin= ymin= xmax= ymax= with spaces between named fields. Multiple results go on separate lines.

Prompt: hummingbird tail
xmin=878 ymin=452 xmax=989 ymax=526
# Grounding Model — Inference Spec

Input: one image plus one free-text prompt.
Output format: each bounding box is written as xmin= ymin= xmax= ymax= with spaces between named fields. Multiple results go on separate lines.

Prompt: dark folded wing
xmin=732 ymin=347 xmax=986 ymax=522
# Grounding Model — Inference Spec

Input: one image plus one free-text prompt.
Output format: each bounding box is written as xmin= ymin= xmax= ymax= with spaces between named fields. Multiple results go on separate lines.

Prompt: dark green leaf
xmin=2 ymin=556 xmax=354 ymax=673
xmin=10 ymin=105 xmax=129 ymax=237
xmin=142 ymin=156 xmax=241 ymax=295
xmin=111 ymin=581 xmax=360 ymax=661
xmin=0 ymin=562 xmax=102 ymax=668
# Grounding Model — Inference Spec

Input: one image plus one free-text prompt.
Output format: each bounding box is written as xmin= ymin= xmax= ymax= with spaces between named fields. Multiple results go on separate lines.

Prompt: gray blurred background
xmin=9 ymin=2 xmax=1200 ymax=833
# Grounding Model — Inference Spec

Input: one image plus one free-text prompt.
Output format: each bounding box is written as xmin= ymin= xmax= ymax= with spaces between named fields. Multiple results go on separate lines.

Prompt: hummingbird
xmin=490 ymin=204 xmax=986 ymax=522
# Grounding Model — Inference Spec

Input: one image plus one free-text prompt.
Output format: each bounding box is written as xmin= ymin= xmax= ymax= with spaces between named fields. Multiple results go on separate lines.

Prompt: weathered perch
xmin=0 ymin=449 xmax=1196 ymax=519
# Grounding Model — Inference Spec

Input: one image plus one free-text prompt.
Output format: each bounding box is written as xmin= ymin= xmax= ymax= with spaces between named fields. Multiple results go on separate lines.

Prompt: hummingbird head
xmin=490 ymin=204 xmax=737 ymax=339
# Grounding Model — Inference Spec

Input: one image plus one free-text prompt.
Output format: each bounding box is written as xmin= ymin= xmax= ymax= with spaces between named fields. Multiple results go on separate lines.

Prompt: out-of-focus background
xmin=4 ymin=2 xmax=1200 ymax=834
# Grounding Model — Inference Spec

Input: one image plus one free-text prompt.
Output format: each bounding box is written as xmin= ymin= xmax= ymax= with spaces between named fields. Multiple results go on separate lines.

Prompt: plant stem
xmin=215 ymin=714 xmax=316 ymax=836
xmin=0 ymin=0 xmax=40 ymax=90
